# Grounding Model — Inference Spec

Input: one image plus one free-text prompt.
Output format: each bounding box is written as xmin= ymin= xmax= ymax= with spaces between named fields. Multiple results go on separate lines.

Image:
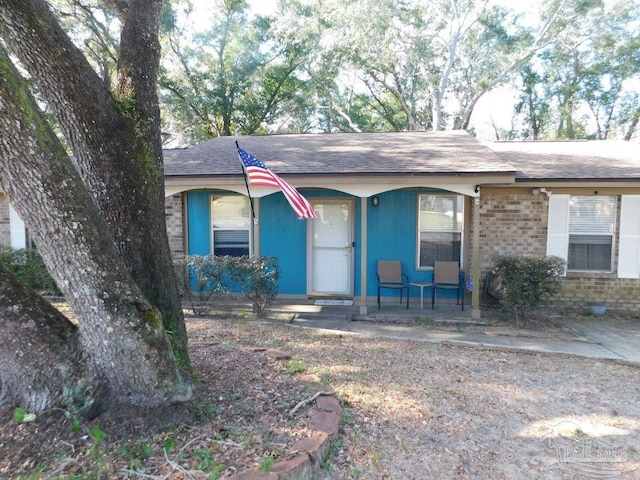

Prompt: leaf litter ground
xmin=2 ymin=309 xmax=640 ymax=479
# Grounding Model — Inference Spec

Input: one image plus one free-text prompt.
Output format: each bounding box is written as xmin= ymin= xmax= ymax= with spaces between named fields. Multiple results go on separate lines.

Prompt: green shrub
xmin=173 ymin=254 xmax=280 ymax=317
xmin=492 ymin=254 xmax=565 ymax=326
xmin=174 ymin=254 xmax=228 ymax=315
xmin=226 ymin=255 xmax=280 ymax=318
xmin=0 ymin=248 xmax=61 ymax=296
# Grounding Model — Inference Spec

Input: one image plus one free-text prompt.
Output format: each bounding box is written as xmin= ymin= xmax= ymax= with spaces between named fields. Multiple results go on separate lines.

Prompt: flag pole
xmin=236 ymin=141 xmax=256 ymax=222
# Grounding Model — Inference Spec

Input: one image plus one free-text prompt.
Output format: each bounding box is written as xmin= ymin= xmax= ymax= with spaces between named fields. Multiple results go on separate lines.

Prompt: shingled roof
xmin=163 ymin=132 xmax=640 ymax=184
xmin=487 ymin=140 xmax=640 ymax=181
xmin=163 ymin=131 xmax=514 ymax=178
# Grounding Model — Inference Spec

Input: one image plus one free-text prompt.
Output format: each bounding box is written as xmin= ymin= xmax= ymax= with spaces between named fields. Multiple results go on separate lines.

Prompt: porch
xmin=194 ymin=294 xmax=476 ymax=324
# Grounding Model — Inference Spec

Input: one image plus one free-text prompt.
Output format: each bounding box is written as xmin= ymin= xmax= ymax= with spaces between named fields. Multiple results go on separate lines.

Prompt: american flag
xmin=237 ymin=147 xmax=317 ymax=219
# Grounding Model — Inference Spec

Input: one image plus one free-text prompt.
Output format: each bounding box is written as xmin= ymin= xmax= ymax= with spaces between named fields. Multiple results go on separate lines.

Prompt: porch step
xmin=291 ymin=312 xmax=350 ymax=323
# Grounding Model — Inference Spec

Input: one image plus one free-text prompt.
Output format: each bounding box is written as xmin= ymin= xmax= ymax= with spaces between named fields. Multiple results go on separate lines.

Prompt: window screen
xmin=211 ymin=196 xmax=251 ymax=257
xmin=568 ymin=196 xmax=616 ymax=271
xmin=418 ymin=194 xmax=463 ymax=268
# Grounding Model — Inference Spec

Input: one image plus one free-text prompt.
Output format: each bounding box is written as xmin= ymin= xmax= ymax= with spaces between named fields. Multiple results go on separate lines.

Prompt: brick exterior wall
xmin=165 ymin=193 xmax=185 ymax=257
xmin=476 ymin=189 xmax=640 ymax=313
xmin=558 ymin=275 xmax=640 ymax=312
xmin=476 ymin=190 xmax=548 ymax=270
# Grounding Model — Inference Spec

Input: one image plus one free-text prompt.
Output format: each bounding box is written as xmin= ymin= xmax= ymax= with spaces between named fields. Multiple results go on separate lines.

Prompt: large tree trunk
xmin=0 ymin=0 xmax=189 ymax=363
xmin=0 ymin=2 xmax=193 ymax=412
xmin=0 ymin=264 xmax=104 ymax=416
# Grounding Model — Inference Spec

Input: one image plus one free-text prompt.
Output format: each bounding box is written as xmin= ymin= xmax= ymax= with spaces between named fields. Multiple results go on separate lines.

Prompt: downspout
xmin=472 ymin=193 xmax=481 ymax=319
xmin=360 ymin=196 xmax=368 ymax=315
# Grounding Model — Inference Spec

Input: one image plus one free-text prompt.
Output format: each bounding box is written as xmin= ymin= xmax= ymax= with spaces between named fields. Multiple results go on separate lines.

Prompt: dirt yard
xmin=1 ymin=313 xmax=640 ymax=479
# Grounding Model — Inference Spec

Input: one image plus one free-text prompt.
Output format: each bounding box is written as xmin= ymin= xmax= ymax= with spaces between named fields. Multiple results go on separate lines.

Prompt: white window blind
xmin=417 ymin=194 xmax=463 ymax=268
xmin=569 ymin=196 xmax=616 ymax=234
xmin=568 ymin=196 xmax=616 ymax=272
xmin=211 ymin=196 xmax=251 ymax=256
xmin=211 ymin=196 xmax=251 ymax=229
xmin=618 ymin=195 xmax=640 ymax=279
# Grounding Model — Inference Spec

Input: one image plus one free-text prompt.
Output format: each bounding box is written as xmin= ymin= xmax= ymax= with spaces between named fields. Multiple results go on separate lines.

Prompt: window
xmin=211 ymin=195 xmax=251 ymax=256
xmin=547 ymin=195 xmax=616 ymax=273
xmin=568 ymin=196 xmax=616 ymax=271
xmin=417 ymin=194 xmax=463 ymax=268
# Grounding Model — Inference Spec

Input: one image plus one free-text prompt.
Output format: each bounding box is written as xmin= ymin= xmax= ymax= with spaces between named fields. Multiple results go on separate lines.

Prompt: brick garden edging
xmin=224 ymin=348 xmax=342 ymax=480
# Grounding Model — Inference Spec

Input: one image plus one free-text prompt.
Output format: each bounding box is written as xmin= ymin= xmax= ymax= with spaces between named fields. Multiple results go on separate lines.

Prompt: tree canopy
xmin=41 ymin=0 xmax=639 ymax=143
xmin=153 ymin=0 xmax=639 ymax=143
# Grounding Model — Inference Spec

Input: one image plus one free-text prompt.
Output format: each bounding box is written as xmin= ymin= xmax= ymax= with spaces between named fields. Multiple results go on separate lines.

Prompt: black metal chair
xmin=432 ymin=261 xmax=464 ymax=310
xmin=377 ymin=260 xmax=410 ymax=309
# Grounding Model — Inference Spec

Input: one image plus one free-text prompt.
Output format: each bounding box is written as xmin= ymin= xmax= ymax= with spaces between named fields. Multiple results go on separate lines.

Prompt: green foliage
xmin=173 ymin=254 xmax=280 ymax=318
xmin=321 ymin=437 xmax=343 ymax=471
xmin=118 ymin=443 xmax=153 ymax=471
xmin=492 ymin=254 xmax=565 ymax=326
xmin=114 ymin=95 xmax=138 ymax=119
xmin=64 ymin=410 xmax=81 ymax=432
xmin=341 ymin=407 xmax=357 ymax=426
xmin=196 ymin=400 xmax=221 ymax=421
xmin=158 ymin=0 xmax=302 ymax=143
xmin=90 ymin=427 xmax=107 ymax=444
xmin=0 ymin=248 xmax=61 ymax=296
xmin=173 ymin=254 xmax=228 ymax=315
xmin=193 ymin=449 xmax=225 ymax=477
xmin=286 ymin=359 xmax=307 ymax=374
xmin=259 ymin=456 xmax=274 ymax=473
xmin=13 ymin=407 xmax=36 ymax=423
xmin=164 ymin=437 xmax=176 ymax=454
xmin=226 ymin=255 xmax=280 ymax=318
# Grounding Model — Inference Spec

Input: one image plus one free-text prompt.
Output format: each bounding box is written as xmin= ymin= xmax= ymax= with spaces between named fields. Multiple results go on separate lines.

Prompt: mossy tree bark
xmin=0 ymin=264 xmax=102 ymax=416
xmin=0 ymin=0 xmax=193 ymax=413
xmin=0 ymin=0 xmax=189 ymax=363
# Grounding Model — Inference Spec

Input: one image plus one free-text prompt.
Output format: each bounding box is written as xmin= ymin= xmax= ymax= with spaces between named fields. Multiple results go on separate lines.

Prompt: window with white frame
xmin=417 ymin=194 xmax=464 ymax=268
xmin=211 ymin=195 xmax=251 ymax=257
xmin=547 ymin=195 xmax=616 ymax=273
xmin=568 ymin=196 xmax=616 ymax=271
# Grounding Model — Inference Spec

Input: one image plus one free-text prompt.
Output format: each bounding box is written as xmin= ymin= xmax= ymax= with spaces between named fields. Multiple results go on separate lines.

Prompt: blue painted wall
xmin=186 ymin=188 xmax=461 ymax=300
xmin=258 ymin=192 xmax=309 ymax=295
xmin=366 ymin=190 xmax=433 ymax=298
xmin=187 ymin=191 xmax=212 ymax=255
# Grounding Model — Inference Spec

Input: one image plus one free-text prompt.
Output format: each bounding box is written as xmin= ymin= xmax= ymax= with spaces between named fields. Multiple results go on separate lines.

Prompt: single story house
xmin=1 ymin=131 xmax=638 ymax=317
xmin=161 ymin=131 xmax=640 ymax=317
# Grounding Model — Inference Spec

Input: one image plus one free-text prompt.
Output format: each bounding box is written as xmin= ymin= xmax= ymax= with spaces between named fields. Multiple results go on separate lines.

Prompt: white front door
xmin=308 ymin=198 xmax=354 ymax=296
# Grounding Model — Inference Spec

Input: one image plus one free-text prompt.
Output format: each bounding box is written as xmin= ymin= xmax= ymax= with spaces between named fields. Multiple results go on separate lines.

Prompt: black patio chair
xmin=432 ymin=261 xmax=464 ymax=310
xmin=377 ymin=260 xmax=410 ymax=309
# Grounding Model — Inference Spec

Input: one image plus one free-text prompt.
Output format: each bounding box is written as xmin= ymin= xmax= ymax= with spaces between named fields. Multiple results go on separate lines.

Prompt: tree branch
xmin=289 ymin=391 xmax=334 ymax=416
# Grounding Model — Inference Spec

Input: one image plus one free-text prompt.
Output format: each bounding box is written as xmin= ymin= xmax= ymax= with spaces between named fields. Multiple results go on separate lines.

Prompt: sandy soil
xmin=1 ymin=314 xmax=639 ymax=479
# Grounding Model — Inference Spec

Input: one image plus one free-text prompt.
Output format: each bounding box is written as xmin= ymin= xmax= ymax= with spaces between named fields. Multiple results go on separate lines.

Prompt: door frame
xmin=306 ymin=196 xmax=355 ymax=297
